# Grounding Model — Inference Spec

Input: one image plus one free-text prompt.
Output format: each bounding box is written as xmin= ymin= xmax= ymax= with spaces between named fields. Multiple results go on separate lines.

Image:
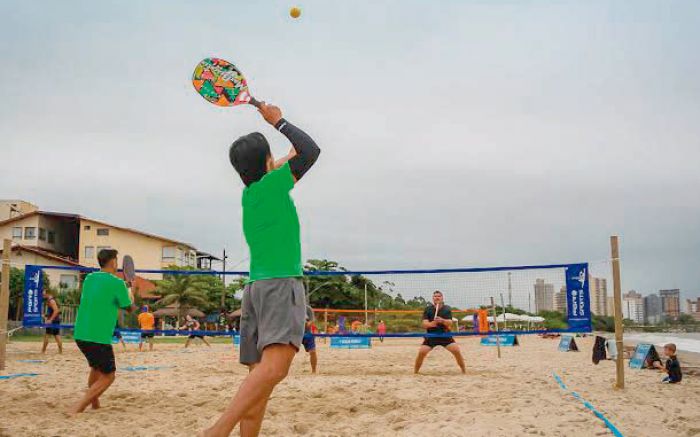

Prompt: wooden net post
xmin=611 ymin=236 xmax=625 ymax=389
xmin=0 ymin=239 xmax=12 ymax=370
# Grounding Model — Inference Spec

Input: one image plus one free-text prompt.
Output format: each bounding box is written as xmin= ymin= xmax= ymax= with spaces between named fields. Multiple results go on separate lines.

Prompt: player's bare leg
xmin=309 ymin=350 xmax=318 ymax=373
xmin=87 ymin=368 xmax=101 ymax=409
xmin=414 ymin=345 xmax=432 ymax=374
xmin=201 ymin=344 xmax=296 ymax=437
xmin=446 ymin=343 xmax=466 ymax=373
xmin=69 ymin=371 xmax=115 ymax=415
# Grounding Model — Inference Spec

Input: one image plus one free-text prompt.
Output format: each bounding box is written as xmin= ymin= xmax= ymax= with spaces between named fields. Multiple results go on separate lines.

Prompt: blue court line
xmin=122 ymin=365 xmax=173 ymax=372
xmin=17 ymin=359 xmax=46 ymax=363
xmin=0 ymin=373 xmax=39 ymax=380
xmin=553 ymin=372 xmax=624 ymax=437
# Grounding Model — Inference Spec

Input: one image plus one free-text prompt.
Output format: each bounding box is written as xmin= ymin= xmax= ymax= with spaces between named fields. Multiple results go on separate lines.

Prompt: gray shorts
xmin=239 ymin=277 xmax=306 ymax=365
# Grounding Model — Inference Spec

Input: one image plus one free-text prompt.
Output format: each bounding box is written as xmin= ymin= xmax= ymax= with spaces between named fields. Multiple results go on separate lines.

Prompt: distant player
xmin=112 ymin=323 xmax=126 ymax=351
xmin=183 ymin=314 xmax=211 ymax=348
xmin=301 ymin=305 xmax=318 ymax=373
xmin=202 ymin=102 xmax=320 ymax=437
xmin=69 ymin=249 xmax=137 ymax=414
xmin=138 ymin=305 xmax=155 ymax=352
xmin=377 ymin=320 xmax=386 ymax=343
xmin=414 ymin=290 xmax=466 ymax=374
xmin=41 ymin=290 xmax=63 ymax=354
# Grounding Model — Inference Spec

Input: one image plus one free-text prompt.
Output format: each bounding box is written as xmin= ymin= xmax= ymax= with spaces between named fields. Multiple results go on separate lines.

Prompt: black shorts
xmin=141 ymin=332 xmax=155 ymax=338
xmin=422 ymin=337 xmax=456 ymax=348
xmin=76 ymin=340 xmax=116 ymax=374
xmin=46 ymin=326 xmax=60 ymax=336
xmin=188 ymin=334 xmax=204 ymax=339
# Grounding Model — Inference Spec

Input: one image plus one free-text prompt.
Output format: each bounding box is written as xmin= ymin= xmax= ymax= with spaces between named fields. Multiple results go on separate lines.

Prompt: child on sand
xmin=654 ymin=343 xmax=682 ymax=384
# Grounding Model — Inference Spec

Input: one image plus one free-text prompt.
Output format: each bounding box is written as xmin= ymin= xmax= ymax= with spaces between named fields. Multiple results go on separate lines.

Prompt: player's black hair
xmin=433 ymin=290 xmax=443 ymax=296
xmin=98 ymin=248 xmax=119 ymax=268
xmin=229 ymin=132 xmax=272 ymax=186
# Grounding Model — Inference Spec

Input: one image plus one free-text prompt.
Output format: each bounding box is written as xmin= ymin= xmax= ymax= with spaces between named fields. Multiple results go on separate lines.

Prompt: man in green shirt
xmin=202 ymin=102 xmax=320 ymax=437
xmin=69 ymin=249 xmax=136 ymax=415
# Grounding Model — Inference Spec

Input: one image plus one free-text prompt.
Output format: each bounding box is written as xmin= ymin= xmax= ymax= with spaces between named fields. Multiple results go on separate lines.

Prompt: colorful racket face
xmin=192 ymin=58 xmax=260 ymax=108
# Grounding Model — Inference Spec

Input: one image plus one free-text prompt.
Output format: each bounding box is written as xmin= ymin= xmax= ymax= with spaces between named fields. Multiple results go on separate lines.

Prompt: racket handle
xmin=249 ymin=97 xmax=262 ymax=108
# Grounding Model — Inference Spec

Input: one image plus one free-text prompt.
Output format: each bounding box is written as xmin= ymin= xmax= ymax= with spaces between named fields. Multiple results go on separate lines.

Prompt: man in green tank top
xmin=202 ymin=102 xmax=320 ymax=437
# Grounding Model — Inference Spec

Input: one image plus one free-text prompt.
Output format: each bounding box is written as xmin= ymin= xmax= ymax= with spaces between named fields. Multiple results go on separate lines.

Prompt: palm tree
xmin=156 ymin=274 xmax=209 ymax=326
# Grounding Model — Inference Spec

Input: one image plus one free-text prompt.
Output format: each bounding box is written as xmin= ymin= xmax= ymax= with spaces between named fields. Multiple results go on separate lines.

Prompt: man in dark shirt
xmin=654 ymin=343 xmax=682 ymax=383
xmin=414 ymin=290 xmax=466 ymax=374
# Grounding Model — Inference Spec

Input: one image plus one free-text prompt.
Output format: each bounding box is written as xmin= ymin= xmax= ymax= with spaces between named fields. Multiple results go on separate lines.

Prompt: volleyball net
xmin=20 ymin=261 xmax=592 ymax=338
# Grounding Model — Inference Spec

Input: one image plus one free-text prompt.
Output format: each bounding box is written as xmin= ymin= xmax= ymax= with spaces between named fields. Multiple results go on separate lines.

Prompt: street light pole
xmin=220 ymin=249 xmax=228 ymax=308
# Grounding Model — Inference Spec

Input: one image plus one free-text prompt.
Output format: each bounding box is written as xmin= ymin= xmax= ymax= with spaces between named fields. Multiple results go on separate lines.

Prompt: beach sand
xmin=1 ymin=336 xmax=699 ymax=436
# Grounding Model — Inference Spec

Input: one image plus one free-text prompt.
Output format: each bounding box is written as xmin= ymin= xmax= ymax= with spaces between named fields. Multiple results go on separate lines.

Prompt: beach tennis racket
xmin=192 ymin=58 xmax=262 ymax=108
xmin=122 ymin=255 xmax=136 ymax=287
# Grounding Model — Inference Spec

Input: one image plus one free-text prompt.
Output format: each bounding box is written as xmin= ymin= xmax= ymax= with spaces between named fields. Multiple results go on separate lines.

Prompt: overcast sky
xmin=1 ymin=1 xmax=699 ymax=300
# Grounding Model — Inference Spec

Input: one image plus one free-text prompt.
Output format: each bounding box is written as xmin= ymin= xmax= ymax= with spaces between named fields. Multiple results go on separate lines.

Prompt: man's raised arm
xmin=258 ymin=103 xmax=321 ymax=182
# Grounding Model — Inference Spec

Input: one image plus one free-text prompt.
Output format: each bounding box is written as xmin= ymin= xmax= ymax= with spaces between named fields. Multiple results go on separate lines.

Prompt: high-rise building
xmin=606 ymin=296 xmax=615 ymax=317
xmin=622 ymin=290 xmax=645 ymax=324
xmin=644 ymin=294 xmax=663 ymax=324
xmin=660 ymin=289 xmax=681 ymax=320
xmin=589 ymin=276 xmax=608 ymax=316
xmin=687 ymin=298 xmax=700 ymax=322
xmin=534 ymin=278 xmax=554 ymax=313
xmin=554 ymin=286 xmax=568 ymax=313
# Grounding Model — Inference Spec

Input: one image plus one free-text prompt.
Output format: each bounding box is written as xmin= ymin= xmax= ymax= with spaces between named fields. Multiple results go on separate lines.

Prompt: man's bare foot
xmin=65 ymin=408 xmax=81 ymax=418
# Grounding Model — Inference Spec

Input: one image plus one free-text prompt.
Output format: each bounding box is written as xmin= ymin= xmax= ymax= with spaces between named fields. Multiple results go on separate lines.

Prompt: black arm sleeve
xmin=275 ymin=118 xmax=321 ymax=181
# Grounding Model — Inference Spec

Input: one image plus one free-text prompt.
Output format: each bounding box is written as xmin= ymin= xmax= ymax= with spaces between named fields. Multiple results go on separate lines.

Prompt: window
xmin=85 ymin=246 xmax=95 ymax=259
xmin=96 ymin=228 xmax=110 ymax=236
xmin=162 ymin=246 xmax=175 ymax=262
xmin=38 ymin=228 xmax=47 ymax=241
xmin=12 ymin=227 xmax=22 ymax=239
xmin=24 ymin=227 xmax=36 ymax=239
xmin=48 ymin=231 xmax=55 ymax=244
xmin=59 ymin=274 xmax=78 ymax=290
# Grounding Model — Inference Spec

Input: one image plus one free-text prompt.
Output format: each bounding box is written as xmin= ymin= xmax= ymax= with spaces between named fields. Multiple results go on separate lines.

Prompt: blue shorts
xmin=302 ymin=333 xmax=316 ymax=352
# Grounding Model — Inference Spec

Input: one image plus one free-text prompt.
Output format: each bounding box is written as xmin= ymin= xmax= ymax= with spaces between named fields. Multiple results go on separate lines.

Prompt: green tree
xmin=8 ymin=267 xmax=24 ymax=320
xmin=156 ymin=271 xmax=210 ymax=325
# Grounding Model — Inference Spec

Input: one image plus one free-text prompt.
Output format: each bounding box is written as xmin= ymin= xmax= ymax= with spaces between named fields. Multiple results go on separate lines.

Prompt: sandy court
xmin=1 ymin=336 xmax=699 ymax=436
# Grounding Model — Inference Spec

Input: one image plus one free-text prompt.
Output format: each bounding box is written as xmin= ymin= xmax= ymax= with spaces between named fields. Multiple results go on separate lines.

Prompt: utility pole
xmin=508 ymin=272 xmax=512 ymax=308
xmin=220 ymin=249 xmax=228 ymax=308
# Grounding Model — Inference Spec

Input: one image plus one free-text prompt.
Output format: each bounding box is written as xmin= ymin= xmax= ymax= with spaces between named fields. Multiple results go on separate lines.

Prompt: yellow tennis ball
xmin=290 ymin=6 xmax=301 ymax=18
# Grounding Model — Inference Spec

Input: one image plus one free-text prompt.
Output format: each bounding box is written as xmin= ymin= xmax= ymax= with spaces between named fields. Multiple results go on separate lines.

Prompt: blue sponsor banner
xmin=629 ymin=343 xmax=658 ymax=369
xmin=113 ymin=330 xmax=141 ymax=344
xmin=558 ymin=335 xmax=579 ymax=351
xmin=22 ymin=266 xmax=43 ymax=326
xmin=480 ymin=334 xmax=519 ymax=346
xmin=565 ymin=263 xmax=592 ymax=332
xmin=330 ymin=336 xmax=371 ymax=349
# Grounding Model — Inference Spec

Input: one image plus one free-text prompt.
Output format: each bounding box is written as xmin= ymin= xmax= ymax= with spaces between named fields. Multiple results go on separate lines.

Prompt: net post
xmin=610 ymin=236 xmax=625 ymax=389
xmin=0 ymin=239 xmax=11 ymax=370
xmin=490 ymin=296 xmax=501 ymax=359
